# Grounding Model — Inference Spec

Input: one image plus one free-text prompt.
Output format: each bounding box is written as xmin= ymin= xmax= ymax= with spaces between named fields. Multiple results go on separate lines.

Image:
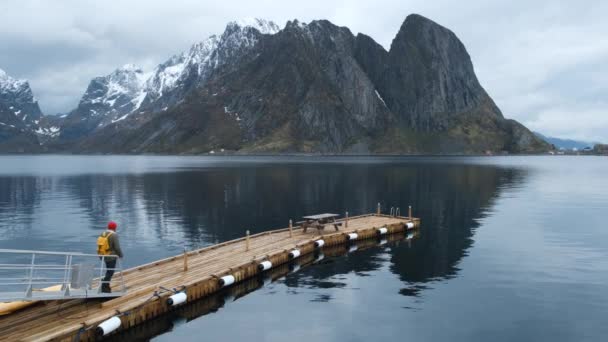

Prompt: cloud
xmin=0 ymin=0 xmax=606 ymax=141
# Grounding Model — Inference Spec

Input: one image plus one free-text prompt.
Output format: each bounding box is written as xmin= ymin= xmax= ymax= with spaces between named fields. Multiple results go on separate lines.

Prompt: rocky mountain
xmin=1 ymin=15 xmax=550 ymax=154
xmin=0 ymin=69 xmax=46 ymax=152
xmin=58 ymin=64 xmax=149 ymax=141
xmin=57 ymin=19 xmax=280 ymax=143
xmin=0 ymin=68 xmax=43 ymax=125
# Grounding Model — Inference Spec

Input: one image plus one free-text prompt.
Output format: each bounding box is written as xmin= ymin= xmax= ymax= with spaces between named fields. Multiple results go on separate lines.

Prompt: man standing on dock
xmin=96 ymin=221 xmax=124 ymax=293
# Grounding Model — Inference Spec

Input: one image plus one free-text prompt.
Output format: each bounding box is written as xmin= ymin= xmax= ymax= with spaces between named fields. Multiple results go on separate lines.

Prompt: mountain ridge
xmin=534 ymin=132 xmax=596 ymax=150
xmin=0 ymin=15 xmax=550 ymax=154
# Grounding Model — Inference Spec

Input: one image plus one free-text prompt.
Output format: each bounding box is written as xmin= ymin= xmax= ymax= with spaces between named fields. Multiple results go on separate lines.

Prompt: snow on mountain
xmin=142 ymin=35 xmax=220 ymax=105
xmin=0 ymin=68 xmax=43 ymax=125
xmin=77 ymin=63 xmax=150 ymax=120
xmin=35 ymin=125 xmax=60 ymax=137
xmin=58 ymin=18 xmax=280 ymax=141
xmin=235 ymin=18 xmax=280 ymax=35
xmin=140 ymin=18 xmax=280 ymax=111
xmin=0 ymin=68 xmax=26 ymax=92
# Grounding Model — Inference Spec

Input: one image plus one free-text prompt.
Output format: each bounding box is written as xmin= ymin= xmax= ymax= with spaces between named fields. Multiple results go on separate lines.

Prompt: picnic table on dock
xmin=300 ymin=213 xmax=341 ymax=233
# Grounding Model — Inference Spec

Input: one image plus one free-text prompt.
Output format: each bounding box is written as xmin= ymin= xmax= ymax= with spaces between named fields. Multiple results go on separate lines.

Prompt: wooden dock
xmin=0 ymin=213 xmax=419 ymax=341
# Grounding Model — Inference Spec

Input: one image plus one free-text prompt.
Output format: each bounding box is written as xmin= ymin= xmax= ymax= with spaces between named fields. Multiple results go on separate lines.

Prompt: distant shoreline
xmin=0 ymin=152 xmax=604 ymax=157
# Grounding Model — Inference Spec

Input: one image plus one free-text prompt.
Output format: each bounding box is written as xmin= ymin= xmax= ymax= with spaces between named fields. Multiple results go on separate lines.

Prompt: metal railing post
xmin=289 ymin=220 xmax=293 ymax=238
xmin=63 ymin=255 xmax=73 ymax=297
xmin=26 ymin=253 xmax=36 ymax=298
xmin=119 ymin=259 xmax=126 ymax=293
xmin=98 ymin=256 xmax=105 ymax=293
xmin=61 ymin=255 xmax=69 ymax=292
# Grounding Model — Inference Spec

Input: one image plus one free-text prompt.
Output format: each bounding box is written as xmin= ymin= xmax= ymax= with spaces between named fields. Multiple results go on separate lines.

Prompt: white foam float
xmin=377 ymin=227 xmax=388 ymax=235
xmin=347 ymin=233 xmax=358 ymax=240
xmin=406 ymin=222 xmax=415 ymax=229
xmin=96 ymin=316 xmax=122 ymax=336
xmin=288 ymin=249 xmax=301 ymax=259
xmin=219 ymin=275 xmax=235 ymax=287
xmin=167 ymin=292 xmax=187 ymax=306
xmin=258 ymin=260 xmax=272 ymax=271
xmin=314 ymin=239 xmax=325 ymax=248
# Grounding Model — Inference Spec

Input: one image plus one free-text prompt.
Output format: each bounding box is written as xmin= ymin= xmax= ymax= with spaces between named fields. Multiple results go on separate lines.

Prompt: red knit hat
xmin=107 ymin=221 xmax=117 ymax=230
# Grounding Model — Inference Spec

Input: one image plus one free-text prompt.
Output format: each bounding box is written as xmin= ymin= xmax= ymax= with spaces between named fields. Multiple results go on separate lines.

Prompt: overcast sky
xmin=1 ymin=0 xmax=606 ymax=142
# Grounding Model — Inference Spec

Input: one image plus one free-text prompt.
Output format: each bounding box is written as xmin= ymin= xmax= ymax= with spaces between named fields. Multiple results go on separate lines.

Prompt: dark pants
xmin=102 ymin=258 xmax=116 ymax=292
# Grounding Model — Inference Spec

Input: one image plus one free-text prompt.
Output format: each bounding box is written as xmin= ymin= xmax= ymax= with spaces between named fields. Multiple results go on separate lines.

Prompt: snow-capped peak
xmin=118 ymin=63 xmax=141 ymax=72
xmin=142 ymin=19 xmax=279 ymax=106
xmin=0 ymin=68 xmax=28 ymax=92
xmin=71 ymin=63 xmax=151 ymax=127
xmin=0 ymin=67 xmax=42 ymax=124
xmin=82 ymin=64 xmax=149 ymax=105
xmin=68 ymin=18 xmax=281 ymax=132
xmin=230 ymin=18 xmax=281 ymax=35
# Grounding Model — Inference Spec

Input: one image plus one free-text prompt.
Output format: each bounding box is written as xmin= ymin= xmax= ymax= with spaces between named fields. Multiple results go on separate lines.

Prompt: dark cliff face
xmin=16 ymin=14 xmax=549 ymax=155
xmin=0 ymin=70 xmax=43 ymax=126
xmin=383 ymin=14 xmax=492 ymax=130
xmin=220 ymin=20 xmax=393 ymax=152
xmin=354 ymin=14 xmax=547 ymax=153
xmin=0 ymin=70 xmax=44 ymax=152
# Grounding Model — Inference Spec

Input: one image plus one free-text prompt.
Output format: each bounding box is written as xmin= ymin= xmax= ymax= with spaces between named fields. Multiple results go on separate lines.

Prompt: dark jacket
xmin=106 ymin=230 xmax=124 ymax=258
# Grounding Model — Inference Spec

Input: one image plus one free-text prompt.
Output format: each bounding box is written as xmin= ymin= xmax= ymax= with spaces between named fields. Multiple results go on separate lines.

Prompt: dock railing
xmin=0 ymin=248 xmax=126 ymax=301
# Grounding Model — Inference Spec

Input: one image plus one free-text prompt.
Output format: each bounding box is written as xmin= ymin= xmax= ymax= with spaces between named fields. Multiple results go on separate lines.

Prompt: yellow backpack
xmin=97 ymin=231 xmax=113 ymax=256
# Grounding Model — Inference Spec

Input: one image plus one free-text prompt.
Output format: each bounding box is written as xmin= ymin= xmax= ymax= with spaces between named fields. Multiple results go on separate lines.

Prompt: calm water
xmin=1 ymin=155 xmax=607 ymax=341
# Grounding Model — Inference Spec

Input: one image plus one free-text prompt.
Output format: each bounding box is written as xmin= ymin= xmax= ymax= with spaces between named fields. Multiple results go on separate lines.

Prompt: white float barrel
xmin=167 ymin=292 xmax=187 ymax=306
xmin=96 ymin=316 xmax=122 ymax=336
xmin=406 ymin=222 xmax=415 ymax=229
xmin=377 ymin=227 xmax=388 ymax=235
xmin=347 ymin=233 xmax=358 ymax=241
xmin=314 ymin=239 xmax=325 ymax=248
xmin=219 ymin=275 xmax=235 ymax=287
xmin=289 ymin=249 xmax=301 ymax=259
xmin=258 ymin=260 xmax=272 ymax=271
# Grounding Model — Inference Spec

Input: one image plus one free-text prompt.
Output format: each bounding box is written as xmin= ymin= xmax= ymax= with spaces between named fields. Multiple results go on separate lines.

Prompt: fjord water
xmin=1 ymin=156 xmax=607 ymax=341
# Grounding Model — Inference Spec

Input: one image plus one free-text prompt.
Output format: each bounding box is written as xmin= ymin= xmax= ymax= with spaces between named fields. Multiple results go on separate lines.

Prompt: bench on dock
xmin=299 ymin=213 xmax=341 ymax=233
